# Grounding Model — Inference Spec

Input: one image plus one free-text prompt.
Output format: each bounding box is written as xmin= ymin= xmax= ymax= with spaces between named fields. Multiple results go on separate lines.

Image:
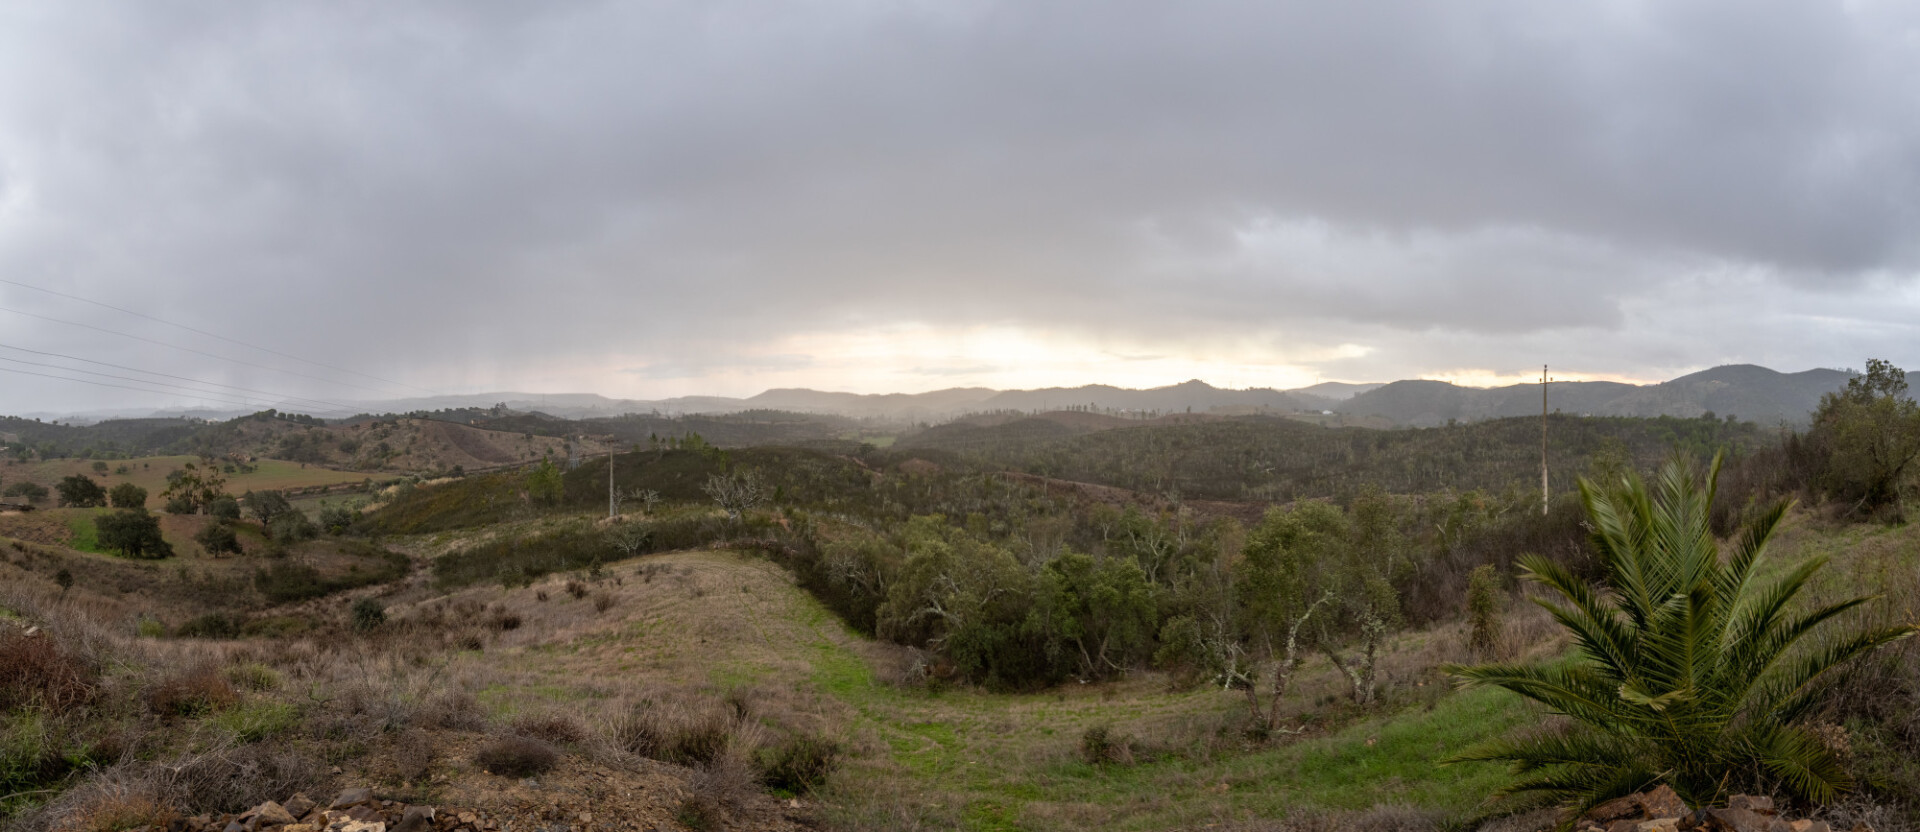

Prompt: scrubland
xmin=3 ymin=405 xmax=1919 ymax=832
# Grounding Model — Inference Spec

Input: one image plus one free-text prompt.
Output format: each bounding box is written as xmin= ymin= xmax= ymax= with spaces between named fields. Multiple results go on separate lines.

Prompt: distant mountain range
xmin=1337 ymin=365 xmax=1872 ymax=427
xmin=26 ymin=364 xmax=1879 ymax=427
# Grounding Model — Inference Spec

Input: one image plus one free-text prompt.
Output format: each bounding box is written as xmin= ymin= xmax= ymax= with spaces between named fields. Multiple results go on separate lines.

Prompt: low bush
xmin=757 ymin=734 xmax=842 ymax=794
xmin=510 ymin=714 xmax=585 ymax=745
xmin=1079 ymin=724 xmax=1136 ymax=766
xmin=350 ymin=598 xmax=385 ymax=632
xmin=0 ymin=630 xmax=98 ymax=712
xmin=224 ymin=662 xmax=281 ymax=692
xmin=473 ymin=735 xmax=557 ymax=776
xmin=53 ymin=781 xmax=177 ymax=832
xmin=148 ymin=665 xmax=239 ymax=717
xmin=176 ymin=613 xmax=241 ymax=639
xmin=211 ymin=701 xmax=299 ymax=743
xmin=610 ymin=702 xmax=736 ymax=766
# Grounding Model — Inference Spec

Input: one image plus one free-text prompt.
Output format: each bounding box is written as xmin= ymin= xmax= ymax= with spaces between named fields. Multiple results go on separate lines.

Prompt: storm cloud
xmin=2 ymin=0 xmax=1917 ymax=411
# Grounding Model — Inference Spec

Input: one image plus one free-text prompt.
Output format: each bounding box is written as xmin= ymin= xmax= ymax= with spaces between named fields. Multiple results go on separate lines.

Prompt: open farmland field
xmin=0 ymin=455 xmax=373 ymax=508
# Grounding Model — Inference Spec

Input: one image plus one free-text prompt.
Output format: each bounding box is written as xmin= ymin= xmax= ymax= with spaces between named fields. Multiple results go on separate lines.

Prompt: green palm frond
xmin=1447 ymin=452 xmax=1920 ymax=815
xmin=1750 ymin=724 xmax=1853 ymax=804
xmin=1756 ymin=624 xmax=1917 ymax=723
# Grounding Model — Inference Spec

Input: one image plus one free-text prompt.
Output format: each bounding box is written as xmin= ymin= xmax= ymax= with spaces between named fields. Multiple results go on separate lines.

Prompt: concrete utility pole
xmin=1541 ymin=364 xmax=1551 ymax=516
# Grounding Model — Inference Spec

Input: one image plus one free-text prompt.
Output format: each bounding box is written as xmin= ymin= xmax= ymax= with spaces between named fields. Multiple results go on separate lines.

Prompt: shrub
xmin=176 ymin=613 xmax=241 ymax=639
xmin=1079 ymin=724 xmax=1135 ymax=766
xmin=148 ymin=664 xmax=239 ymax=717
xmin=350 ymin=598 xmax=385 ymax=632
xmin=0 ymin=630 xmax=98 ymax=712
xmin=511 ymin=714 xmax=586 ymax=745
xmin=565 ymin=580 xmax=588 ymax=600
xmin=224 ymin=662 xmax=281 ymax=691
xmin=473 ymin=735 xmax=557 ymax=776
xmin=317 ymin=504 xmax=359 ymax=535
xmin=610 ymin=702 xmax=734 ymax=766
xmin=254 ymin=562 xmax=326 ymax=603
xmin=758 ymin=734 xmax=842 ymax=794
xmin=212 ymin=700 xmax=299 ymax=743
xmin=592 ymin=592 xmax=615 ymax=614
xmin=1464 ymin=564 xmax=1502 ymax=657
xmin=56 ymin=782 xmax=178 ymax=832
xmin=267 ymin=509 xmax=318 ymax=544
xmin=486 ymin=608 xmax=522 ymax=632
xmin=195 ymin=522 xmax=242 ymax=557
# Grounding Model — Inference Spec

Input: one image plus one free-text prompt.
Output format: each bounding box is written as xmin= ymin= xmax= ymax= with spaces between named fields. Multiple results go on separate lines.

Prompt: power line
xmin=0 ymin=304 xmax=395 ymax=396
xmin=0 ymin=354 xmax=297 ymax=411
xmin=0 ymin=341 xmax=357 ymax=413
xmin=0 ymin=365 xmax=289 ymax=411
xmin=0 ymin=277 xmax=434 ymax=395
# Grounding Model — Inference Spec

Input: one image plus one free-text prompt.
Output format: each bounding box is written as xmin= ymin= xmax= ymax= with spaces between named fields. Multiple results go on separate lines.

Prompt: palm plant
xmin=1446 ymin=454 xmax=1916 ymax=815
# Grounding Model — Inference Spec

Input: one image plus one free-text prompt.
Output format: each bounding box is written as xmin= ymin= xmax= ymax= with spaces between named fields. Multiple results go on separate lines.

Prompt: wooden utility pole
xmin=1540 ymin=364 xmax=1550 ymax=516
xmin=608 ymin=449 xmax=616 ymax=518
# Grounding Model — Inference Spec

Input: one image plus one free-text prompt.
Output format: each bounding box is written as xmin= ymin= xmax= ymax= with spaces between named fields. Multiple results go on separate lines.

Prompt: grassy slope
xmin=406 ymin=503 xmax=1920 ymax=831
xmin=439 ymin=546 xmax=1532 ymax=831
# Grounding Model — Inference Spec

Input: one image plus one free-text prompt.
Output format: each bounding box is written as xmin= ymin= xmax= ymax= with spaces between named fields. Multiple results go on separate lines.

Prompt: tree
xmin=317 ymin=503 xmax=359 ymax=535
xmin=55 ymin=475 xmax=108 ymax=508
xmin=241 ymin=490 xmax=292 ymax=525
xmin=208 ymin=495 xmax=242 ymax=523
xmin=1465 ymin=564 xmax=1503 ymax=657
xmin=606 ymin=520 xmax=651 ymax=558
xmin=2 ymin=481 xmax=49 ymax=504
xmin=95 ymin=510 xmax=173 ymax=559
xmin=527 ymin=459 xmax=564 ymax=506
xmin=160 ymin=463 xmax=227 ymax=514
xmin=1033 ymin=550 xmax=1157 ymax=680
xmin=1446 ymin=455 xmax=1918 ymax=814
xmin=1809 ymin=358 xmax=1920 ymax=519
xmin=267 ymin=509 xmax=318 ymax=543
xmin=108 ymin=482 xmax=148 ymax=509
xmin=703 ymin=469 xmax=765 ymax=522
xmin=195 ymin=521 xmax=242 ymax=556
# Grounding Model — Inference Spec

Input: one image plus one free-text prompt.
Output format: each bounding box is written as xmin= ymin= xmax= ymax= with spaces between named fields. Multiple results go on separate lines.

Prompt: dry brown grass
xmin=146 ymin=662 xmax=239 ymax=717
xmin=510 ymin=713 xmax=586 ymax=745
xmin=47 ymin=782 xmax=176 ymax=832
xmin=0 ymin=629 xmax=98 ymax=712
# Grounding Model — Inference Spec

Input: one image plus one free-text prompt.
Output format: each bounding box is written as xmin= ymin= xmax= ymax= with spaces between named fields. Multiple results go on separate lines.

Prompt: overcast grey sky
xmin=3 ymin=0 xmax=1918 ymax=413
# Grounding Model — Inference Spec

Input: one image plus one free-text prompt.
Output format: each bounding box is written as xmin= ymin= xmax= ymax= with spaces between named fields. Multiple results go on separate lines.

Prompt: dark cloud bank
xmin=2 ymin=0 xmax=1917 ymax=412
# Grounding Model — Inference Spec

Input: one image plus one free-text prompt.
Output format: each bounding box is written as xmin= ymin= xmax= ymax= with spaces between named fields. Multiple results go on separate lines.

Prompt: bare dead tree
xmin=703 ymin=470 xmax=765 ymax=522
